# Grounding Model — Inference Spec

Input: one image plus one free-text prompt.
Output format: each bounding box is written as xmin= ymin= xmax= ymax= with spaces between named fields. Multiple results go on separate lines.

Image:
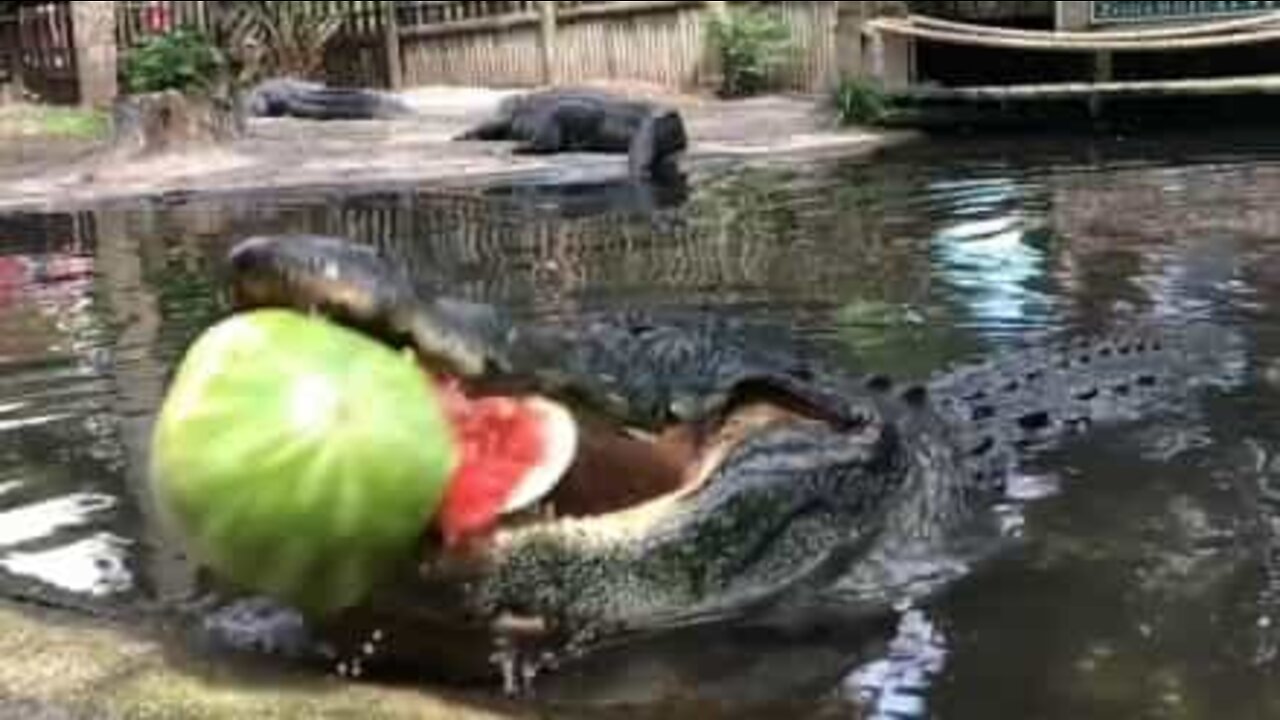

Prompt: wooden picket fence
xmin=113 ymin=0 xmax=866 ymax=93
xmin=3 ymin=0 xmax=905 ymax=105
xmin=0 ymin=7 xmax=15 ymax=88
xmin=9 ymin=1 xmax=78 ymax=103
xmin=393 ymin=0 xmax=842 ymax=92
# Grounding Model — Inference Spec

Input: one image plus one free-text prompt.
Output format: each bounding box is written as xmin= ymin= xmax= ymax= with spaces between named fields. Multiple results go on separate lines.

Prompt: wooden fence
xmin=395 ymin=0 xmax=845 ymax=92
xmin=0 ymin=6 xmax=16 ymax=90
xmin=13 ymin=1 xmax=77 ymax=103
xmin=114 ymin=0 xmax=394 ymax=87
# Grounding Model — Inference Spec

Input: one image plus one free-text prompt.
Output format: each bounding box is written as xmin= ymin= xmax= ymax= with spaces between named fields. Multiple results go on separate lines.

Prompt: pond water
xmin=5 ymin=130 xmax=1280 ymax=718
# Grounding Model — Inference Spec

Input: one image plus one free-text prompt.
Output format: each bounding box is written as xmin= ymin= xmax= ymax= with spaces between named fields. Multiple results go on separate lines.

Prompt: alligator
xmin=455 ymin=88 xmax=689 ymax=178
xmin=197 ymin=233 xmax=1242 ymax=687
xmin=243 ymin=78 xmax=415 ymax=121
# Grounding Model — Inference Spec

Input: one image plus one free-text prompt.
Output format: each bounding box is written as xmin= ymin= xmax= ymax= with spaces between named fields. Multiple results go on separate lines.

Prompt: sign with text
xmin=1093 ymin=1 xmax=1280 ymax=23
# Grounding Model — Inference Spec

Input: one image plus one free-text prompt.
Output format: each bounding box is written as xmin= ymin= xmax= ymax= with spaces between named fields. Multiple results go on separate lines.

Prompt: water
xmin=6 ymin=130 xmax=1280 ymax=717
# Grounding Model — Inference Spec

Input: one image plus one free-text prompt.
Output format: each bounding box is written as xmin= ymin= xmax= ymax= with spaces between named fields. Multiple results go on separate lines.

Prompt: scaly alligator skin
xmin=199 ymin=235 xmax=1243 ymax=686
xmin=244 ymin=78 xmax=414 ymax=121
xmin=455 ymin=88 xmax=689 ymax=177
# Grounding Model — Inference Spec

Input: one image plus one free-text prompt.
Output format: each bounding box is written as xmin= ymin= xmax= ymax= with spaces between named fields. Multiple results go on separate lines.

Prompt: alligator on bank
xmin=455 ymin=88 xmax=690 ymax=178
xmin=243 ymin=78 xmax=415 ymax=121
xmin=198 ymin=234 xmax=1242 ymax=686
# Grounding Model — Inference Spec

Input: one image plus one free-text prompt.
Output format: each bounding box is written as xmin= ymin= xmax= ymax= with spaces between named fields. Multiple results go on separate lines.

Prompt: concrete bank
xmin=0 ymin=600 xmax=519 ymax=720
xmin=0 ymin=86 xmax=916 ymax=213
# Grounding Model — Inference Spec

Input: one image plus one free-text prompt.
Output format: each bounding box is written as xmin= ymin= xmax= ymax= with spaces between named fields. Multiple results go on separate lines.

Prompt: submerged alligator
xmin=455 ymin=88 xmax=689 ymax=177
xmin=199 ymin=234 xmax=1241 ymax=686
xmin=243 ymin=78 xmax=415 ymax=121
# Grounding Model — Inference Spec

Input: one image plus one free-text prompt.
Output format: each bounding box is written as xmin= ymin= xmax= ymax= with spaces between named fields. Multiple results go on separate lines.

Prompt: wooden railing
xmin=395 ymin=1 xmax=537 ymax=27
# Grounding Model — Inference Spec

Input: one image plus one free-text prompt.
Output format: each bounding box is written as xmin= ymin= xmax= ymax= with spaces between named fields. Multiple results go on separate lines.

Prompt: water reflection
xmin=5 ymin=132 xmax=1280 ymax=714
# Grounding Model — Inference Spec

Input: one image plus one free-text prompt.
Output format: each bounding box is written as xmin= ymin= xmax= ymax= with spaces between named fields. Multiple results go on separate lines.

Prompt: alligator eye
xmin=970 ymin=436 xmax=996 ymax=457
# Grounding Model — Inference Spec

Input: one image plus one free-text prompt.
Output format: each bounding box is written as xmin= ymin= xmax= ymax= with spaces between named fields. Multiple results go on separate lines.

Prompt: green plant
xmin=123 ymin=28 xmax=226 ymax=95
xmin=707 ymin=6 xmax=795 ymax=98
xmin=217 ymin=1 xmax=345 ymax=84
xmin=833 ymin=78 xmax=890 ymax=126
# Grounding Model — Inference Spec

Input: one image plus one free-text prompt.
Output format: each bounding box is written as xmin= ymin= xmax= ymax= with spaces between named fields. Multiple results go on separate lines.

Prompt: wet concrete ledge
xmin=0 ymin=87 xmax=918 ymax=214
xmin=0 ymin=599 xmax=519 ymax=720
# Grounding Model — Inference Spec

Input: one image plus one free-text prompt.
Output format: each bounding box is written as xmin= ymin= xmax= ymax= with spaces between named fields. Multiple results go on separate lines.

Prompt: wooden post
xmin=538 ymin=1 xmax=558 ymax=86
xmin=869 ymin=26 xmax=913 ymax=92
xmin=1089 ymin=50 xmax=1113 ymax=118
xmin=383 ymin=1 xmax=403 ymax=90
xmin=1056 ymin=1 xmax=1093 ymax=30
xmin=703 ymin=0 xmax=729 ymax=89
xmin=70 ymin=0 xmax=117 ymax=108
xmin=835 ymin=1 xmax=868 ymax=82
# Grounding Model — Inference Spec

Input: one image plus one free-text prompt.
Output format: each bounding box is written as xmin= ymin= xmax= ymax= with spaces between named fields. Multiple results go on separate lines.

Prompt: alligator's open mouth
xmin=420 ymin=367 xmax=830 ymax=557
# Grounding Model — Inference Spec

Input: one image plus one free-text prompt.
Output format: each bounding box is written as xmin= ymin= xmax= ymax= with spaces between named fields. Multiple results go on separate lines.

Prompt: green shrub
xmin=833 ymin=79 xmax=890 ymax=126
xmin=707 ymin=6 xmax=795 ymax=98
xmin=123 ymin=28 xmax=226 ymax=96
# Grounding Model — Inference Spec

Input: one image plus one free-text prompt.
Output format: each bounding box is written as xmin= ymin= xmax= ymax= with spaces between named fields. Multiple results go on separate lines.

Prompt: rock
xmin=110 ymin=90 xmax=244 ymax=155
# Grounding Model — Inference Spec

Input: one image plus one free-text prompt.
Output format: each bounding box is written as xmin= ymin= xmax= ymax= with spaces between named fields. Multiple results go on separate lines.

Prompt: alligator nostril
xmin=1018 ymin=411 xmax=1051 ymax=432
xmin=865 ymin=374 xmax=894 ymax=393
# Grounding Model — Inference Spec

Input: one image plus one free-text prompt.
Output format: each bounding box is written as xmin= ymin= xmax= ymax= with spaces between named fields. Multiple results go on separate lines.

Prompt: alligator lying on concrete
xmin=455 ymin=88 xmax=689 ymax=178
xmin=201 ymin=234 xmax=1242 ymax=686
xmin=243 ymin=78 xmax=414 ymax=121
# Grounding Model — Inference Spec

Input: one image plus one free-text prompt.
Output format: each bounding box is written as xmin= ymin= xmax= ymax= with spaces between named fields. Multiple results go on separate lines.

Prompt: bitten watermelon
xmin=150 ymin=309 xmax=457 ymax=617
xmin=436 ymin=391 xmax=578 ymax=546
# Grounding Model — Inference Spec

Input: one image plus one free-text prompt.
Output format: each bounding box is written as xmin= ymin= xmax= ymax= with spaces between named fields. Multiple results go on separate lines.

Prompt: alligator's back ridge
xmin=922 ymin=323 xmax=1245 ymax=488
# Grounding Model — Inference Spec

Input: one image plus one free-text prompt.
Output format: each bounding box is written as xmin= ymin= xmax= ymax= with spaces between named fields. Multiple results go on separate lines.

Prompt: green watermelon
xmin=150 ymin=309 xmax=458 ymax=617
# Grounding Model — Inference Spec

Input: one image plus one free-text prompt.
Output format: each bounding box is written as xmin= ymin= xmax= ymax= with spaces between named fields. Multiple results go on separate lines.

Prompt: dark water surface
xmin=6 ymin=131 xmax=1280 ymax=718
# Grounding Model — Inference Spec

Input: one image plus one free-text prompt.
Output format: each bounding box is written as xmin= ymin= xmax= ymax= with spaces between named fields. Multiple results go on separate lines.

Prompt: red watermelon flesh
xmin=434 ymin=377 xmax=579 ymax=547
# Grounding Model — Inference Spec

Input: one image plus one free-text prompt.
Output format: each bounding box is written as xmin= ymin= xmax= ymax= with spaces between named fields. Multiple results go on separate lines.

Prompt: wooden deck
xmin=900 ymin=73 xmax=1280 ymax=102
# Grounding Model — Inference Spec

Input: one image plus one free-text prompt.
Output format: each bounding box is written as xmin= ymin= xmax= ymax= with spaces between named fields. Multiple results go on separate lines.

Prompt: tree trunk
xmin=110 ymin=90 xmax=244 ymax=156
